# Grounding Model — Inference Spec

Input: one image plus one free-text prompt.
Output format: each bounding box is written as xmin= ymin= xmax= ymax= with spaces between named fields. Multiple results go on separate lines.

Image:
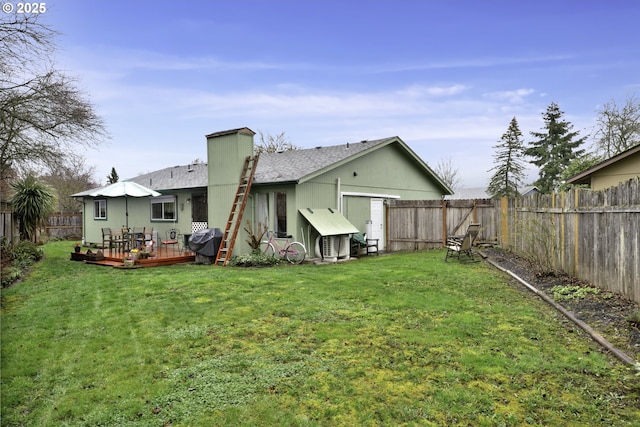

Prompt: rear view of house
xmin=74 ymin=127 xmax=452 ymax=258
xmin=206 ymin=127 xmax=452 ymax=258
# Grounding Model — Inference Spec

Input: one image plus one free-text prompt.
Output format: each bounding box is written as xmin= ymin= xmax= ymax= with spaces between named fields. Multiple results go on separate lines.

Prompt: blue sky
xmin=42 ymin=0 xmax=639 ymax=188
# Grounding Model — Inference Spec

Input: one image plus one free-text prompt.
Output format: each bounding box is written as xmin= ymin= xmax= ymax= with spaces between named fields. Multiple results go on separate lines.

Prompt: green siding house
xmin=206 ymin=128 xmax=451 ymax=258
xmin=74 ymin=127 xmax=452 ymax=258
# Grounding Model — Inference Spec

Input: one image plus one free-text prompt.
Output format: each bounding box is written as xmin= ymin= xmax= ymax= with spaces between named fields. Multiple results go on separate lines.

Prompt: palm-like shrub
xmin=10 ymin=175 xmax=58 ymax=242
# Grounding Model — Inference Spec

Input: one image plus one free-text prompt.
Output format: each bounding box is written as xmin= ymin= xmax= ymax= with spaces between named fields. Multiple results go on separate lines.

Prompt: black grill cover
xmin=189 ymin=228 xmax=223 ymax=257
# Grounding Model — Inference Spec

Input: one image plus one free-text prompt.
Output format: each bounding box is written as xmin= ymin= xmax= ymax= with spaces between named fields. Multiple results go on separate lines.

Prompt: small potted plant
xmin=123 ymin=253 xmax=135 ymax=267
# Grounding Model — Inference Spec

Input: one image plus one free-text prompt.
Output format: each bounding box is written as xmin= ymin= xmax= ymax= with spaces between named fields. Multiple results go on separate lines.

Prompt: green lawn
xmin=1 ymin=241 xmax=639 ymax=426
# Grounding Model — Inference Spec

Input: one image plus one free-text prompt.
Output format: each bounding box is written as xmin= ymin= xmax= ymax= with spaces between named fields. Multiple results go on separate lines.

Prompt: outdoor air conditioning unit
xmin=321 ymin=235 xmax=350 ymax=261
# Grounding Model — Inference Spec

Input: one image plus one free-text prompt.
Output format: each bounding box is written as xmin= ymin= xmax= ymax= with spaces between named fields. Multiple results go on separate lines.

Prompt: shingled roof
xmin=128 ymin=162 xmax=208 ymax=191
xmin=77 ymin=135 xmax=450 ymax=194
xmin=254 ymin=137 xmax=392 ymax=184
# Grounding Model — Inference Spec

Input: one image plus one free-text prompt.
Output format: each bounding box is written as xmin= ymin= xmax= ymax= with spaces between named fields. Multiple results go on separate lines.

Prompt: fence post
xmin=500 ymin=197 xmax=509 ymax=248
xmin=573 ymin=188 xmax=580 ymax=276
xmin=441 ymin=199 xmax=447 ymax=245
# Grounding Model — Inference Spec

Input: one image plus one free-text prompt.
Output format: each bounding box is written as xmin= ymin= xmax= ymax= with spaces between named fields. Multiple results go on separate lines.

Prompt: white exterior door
xmin=369 ymin=198 xmax=384 ymax=250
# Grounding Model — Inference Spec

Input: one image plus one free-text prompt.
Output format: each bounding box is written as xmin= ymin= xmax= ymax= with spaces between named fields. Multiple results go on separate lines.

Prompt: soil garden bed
xmin=483 ymin=247 xmax=640 ymax=363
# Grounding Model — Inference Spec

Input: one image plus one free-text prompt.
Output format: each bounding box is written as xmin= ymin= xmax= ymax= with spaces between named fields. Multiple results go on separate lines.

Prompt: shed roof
xmin=298 ymin=208 xmax=359 ymax=236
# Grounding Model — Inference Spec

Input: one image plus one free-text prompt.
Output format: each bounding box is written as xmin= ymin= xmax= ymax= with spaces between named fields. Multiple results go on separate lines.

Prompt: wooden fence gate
xmin=386 ymin=198 xmax=497 ymax=251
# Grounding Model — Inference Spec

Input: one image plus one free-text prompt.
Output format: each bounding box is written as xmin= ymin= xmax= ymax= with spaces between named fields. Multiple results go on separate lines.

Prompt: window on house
xmin=94 ymin=199 xmax=107 ymax=219
xmin=151 ymin=196 xmax=176 ymax=221
xmin=276 ymin=192 xmax=287 ymax=237
xmin=255 ymin=192 xmax=269 ymax=231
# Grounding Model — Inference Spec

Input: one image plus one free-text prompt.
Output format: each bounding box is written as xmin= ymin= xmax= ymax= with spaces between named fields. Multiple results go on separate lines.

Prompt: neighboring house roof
xmin=444 ymin=188 xmax=490 ymax=200
xmin=565 ymin=144 xmax=640 ymax=186
xmin=519 ymin=186 xmax=539 ymax=197
xmin=444 ymin=186 xmax=538 ymax=200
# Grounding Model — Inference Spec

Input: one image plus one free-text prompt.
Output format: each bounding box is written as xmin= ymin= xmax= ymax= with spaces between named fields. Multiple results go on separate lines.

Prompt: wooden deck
xmin=71 ymin=246 xmax=196 ymax=268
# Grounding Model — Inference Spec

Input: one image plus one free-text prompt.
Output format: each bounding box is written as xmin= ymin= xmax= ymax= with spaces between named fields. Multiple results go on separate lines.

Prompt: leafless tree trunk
xmin=0 ymin=13 xmax=108 ymax=181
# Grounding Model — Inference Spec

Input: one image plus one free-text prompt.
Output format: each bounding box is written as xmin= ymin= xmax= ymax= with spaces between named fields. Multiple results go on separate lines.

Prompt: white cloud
xmin=483 ymin=88 xmax=536 ymax=103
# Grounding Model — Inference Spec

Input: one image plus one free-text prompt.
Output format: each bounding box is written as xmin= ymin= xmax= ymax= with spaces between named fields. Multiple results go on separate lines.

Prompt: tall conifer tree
xmin=487 ymin=117 xmax=526 ymax=198
xmin=106 ymin=167 xmax=119 ymax=184
xmin=525 ymin=102 xmax=586 ymax=193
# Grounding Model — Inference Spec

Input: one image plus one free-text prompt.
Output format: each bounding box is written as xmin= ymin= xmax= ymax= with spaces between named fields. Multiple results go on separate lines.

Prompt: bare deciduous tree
xmin=593 ymin=95 xmax=640 ymax=158
xmin=0 ymin=13 xmax=108 ymax=181
xmin=433 ymin=158 xmax=460 ymax=190
xmin=254 ymin=130 xmax=299 ymax=154
xmin=40 ymin=155 xmax=98 ymax=213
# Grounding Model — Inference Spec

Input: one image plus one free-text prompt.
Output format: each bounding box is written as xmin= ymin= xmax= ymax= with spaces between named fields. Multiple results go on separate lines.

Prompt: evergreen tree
xmin=487 ymin=117 xmax=526 ymax=198
xmin=525 ymin=102 xmax=586 ymax=193
xmin=107 ymin=167 xmax=119 ymax=184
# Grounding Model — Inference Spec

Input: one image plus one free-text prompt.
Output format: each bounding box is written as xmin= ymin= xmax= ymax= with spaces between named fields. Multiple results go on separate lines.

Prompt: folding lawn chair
xmin=445 ymin=223 xmax=481 ymax=263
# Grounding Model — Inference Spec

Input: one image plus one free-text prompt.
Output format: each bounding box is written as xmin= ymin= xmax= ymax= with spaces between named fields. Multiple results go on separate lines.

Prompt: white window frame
xmin=150 ymin=196 xmax=176 ymax=221
xmin=94 ymin=199 xmax=107 ymax=220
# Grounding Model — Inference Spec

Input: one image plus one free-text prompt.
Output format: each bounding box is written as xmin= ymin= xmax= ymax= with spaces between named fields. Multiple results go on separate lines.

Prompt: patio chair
xmin=110 ymin=227 xmax=126 ymax=253
xmin=445 ymin=223 xmax=481 ymax=263
xmin=132 ymin=227 xmax=145 ymax=249
xmin=101 ymin=227 xmax=112 ymax=249
xmin=161 ymin=228 xmax=180 ymax=256
xmin=350 ymin=233 xmax=379 ymax=256
xmin=142 ymin=227 xmax=154 ymax=250
xmin=132 ymin=227 xmax=153 ymax=250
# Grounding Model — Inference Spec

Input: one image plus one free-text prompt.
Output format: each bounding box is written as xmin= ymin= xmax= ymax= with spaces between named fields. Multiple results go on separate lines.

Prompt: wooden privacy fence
xmin=500 ymin=178 xmax=640 ymax=304
xmin=1 ymin=212 xmax=83 ymax=242
xmin=1 ymin=210 xmax=18 ymax=243
xmin=46 ymin=213 xmax=83 ymax=240
xmin=386 ymin=198 xmax=498 ymax=251
xmin=386 ymin=178 xmax=640 ymax=304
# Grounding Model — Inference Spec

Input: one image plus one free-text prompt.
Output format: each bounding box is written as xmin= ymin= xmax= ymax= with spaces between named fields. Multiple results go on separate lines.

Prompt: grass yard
xmin=1 ymin=241 xmax=639 ymax=426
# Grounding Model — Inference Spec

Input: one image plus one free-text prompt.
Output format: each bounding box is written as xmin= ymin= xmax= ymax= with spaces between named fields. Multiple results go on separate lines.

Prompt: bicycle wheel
xmin=284 ymin=242 xmax=306 ymax=264
xmin=263 ymin=242 xmax=277 ymax=258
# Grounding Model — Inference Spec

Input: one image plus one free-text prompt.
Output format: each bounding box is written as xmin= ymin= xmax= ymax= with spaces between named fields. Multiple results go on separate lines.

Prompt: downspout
xmin=82 ymin=198 xmax=86 ymax=245
xmin=336 ymin=178 xmax=341 ymax=212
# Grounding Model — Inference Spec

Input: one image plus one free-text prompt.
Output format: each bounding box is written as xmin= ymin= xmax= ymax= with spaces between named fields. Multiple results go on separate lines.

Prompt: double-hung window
xmin=94 ymin=199 xmax=107 ymax=220
xmin=276 ymin=192 xmax=287 ymax=237
xmin=151 ymin=196 xmax=176 ymax=221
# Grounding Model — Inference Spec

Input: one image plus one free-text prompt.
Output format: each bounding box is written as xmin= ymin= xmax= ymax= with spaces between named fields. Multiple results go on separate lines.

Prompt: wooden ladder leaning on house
xmin=214 ymin=154 xmax=259 ymax=266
